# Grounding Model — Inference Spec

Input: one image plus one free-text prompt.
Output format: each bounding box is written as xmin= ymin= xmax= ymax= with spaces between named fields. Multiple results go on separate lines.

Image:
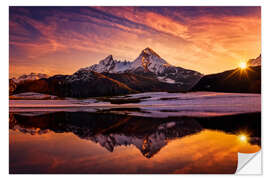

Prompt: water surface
xmin=9 ymin=112 xmax=261 ymax=174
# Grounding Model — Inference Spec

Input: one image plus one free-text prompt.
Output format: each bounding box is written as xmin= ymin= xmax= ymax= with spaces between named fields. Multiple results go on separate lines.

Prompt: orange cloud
xmin=9 ymin=7 xmax=261 ymax=77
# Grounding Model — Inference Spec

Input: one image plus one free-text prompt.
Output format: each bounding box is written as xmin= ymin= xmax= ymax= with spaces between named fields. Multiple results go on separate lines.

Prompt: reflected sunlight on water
xmin=9 ymin=128 xmax=260 ymax=174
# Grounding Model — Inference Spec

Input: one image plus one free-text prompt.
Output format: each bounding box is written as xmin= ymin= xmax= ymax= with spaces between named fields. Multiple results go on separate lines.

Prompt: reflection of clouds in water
xmin=169 ymin=130 xmax=260 ymax=174
xmin=9 ymin=128 xmax=260 ymax=174
xmin=9 ymin=110 xmax=260 ymax=173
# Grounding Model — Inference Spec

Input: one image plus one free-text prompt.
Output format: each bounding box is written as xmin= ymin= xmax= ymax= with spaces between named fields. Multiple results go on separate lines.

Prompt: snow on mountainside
xmin=12 ymin=73 xmax=49 ymax=84
xmin=80 ymin=47 xmax=170 ymax=74
xmin=248 ymin=54 xmax=261 ymax=67
xmin=10 ymin=48 xmax=203 ymax=97
xmin=130 ymin=47 xmax=170 ymax=74
xmin=78 ymin=47 xmax=202 ymax=84
xmin=83 ymin=55 xmax=132 ymax=73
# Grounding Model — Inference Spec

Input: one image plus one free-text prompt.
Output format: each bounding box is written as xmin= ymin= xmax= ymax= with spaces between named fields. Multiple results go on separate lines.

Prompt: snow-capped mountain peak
xmin=12 ymin=73 xmax=49 ymax=84
xmin=131 ymin=47 xmax=170 ymax=73
xmin=82 ymin=55 xmax=116 ymax=73
xmin=75 ymin=47 xmax=202 ymax=85
xmin=79 ymin=47 xmax=171 ymax=75
xmin=141 ymin=47 xmax=161 ymax=58
xmin=100 ymin=55 xmax=114 ymax=66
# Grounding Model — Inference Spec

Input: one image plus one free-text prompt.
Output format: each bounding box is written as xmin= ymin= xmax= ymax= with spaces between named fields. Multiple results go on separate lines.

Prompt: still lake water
xmin=9 ymin=111 xmax=261 ymax=174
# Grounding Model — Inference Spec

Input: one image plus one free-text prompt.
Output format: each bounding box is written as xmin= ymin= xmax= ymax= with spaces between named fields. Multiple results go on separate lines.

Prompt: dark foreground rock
xmin=191 ymin=66 xmax=261 ymax=93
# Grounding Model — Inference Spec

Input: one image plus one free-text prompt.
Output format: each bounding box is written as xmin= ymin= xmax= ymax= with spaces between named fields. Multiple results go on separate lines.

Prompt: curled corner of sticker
xmin=235 ymin=151 xmax=262 ymax=175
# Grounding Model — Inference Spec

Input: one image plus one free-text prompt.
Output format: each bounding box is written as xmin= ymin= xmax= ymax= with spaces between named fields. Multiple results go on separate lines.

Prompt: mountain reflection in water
xmin=9 ymin=112 xmax=261 ymax=174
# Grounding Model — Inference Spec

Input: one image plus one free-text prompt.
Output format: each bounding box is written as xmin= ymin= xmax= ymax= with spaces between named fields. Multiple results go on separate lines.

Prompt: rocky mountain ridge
xmin=75 ymin=47 xmax=202 ymax=85
xmin=247 ymin=54 xmax=261 ymax=67
xmin=11 ymin=73 xmax=49 ymax=84
xmin=10 ymin=48 xmax=202 ymax=97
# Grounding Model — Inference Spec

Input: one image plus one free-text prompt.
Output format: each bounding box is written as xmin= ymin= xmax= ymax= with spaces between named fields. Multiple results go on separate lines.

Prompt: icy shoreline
xmin=9 ymin=91 xmax=261 ymax=118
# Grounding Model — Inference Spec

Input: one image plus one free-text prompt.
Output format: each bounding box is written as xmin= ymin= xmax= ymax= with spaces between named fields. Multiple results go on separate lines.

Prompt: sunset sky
xmin=9 ymin=6 xmax=261 ymax=78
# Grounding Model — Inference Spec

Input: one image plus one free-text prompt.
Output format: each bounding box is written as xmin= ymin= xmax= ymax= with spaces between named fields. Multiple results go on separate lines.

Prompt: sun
xmin=239 ymin=135 xmax=247 ymax=142
xmin=239 ymin=62 xmax=247 ymax=69
xmin=238 ymin=134 xmax=249 ymax=143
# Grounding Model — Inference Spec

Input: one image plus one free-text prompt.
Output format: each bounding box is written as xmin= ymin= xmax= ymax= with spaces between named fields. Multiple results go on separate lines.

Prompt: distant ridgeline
xmin=9 ymin=49 xmax=261 ymax=98
xmin=192 ymin=55 xmax=261 ymax=93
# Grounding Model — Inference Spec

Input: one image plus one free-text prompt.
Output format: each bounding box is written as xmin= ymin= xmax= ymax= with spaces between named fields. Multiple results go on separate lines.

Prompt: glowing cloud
xmin=9 ymin=7 xmax=261 ymax=78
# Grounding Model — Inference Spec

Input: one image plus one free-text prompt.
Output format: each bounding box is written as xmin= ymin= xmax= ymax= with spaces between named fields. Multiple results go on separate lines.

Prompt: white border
xmin=7 ymin=0 xmax=264 ymax=6
xmin=2 ymin=0 xmax=270 ymax=179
